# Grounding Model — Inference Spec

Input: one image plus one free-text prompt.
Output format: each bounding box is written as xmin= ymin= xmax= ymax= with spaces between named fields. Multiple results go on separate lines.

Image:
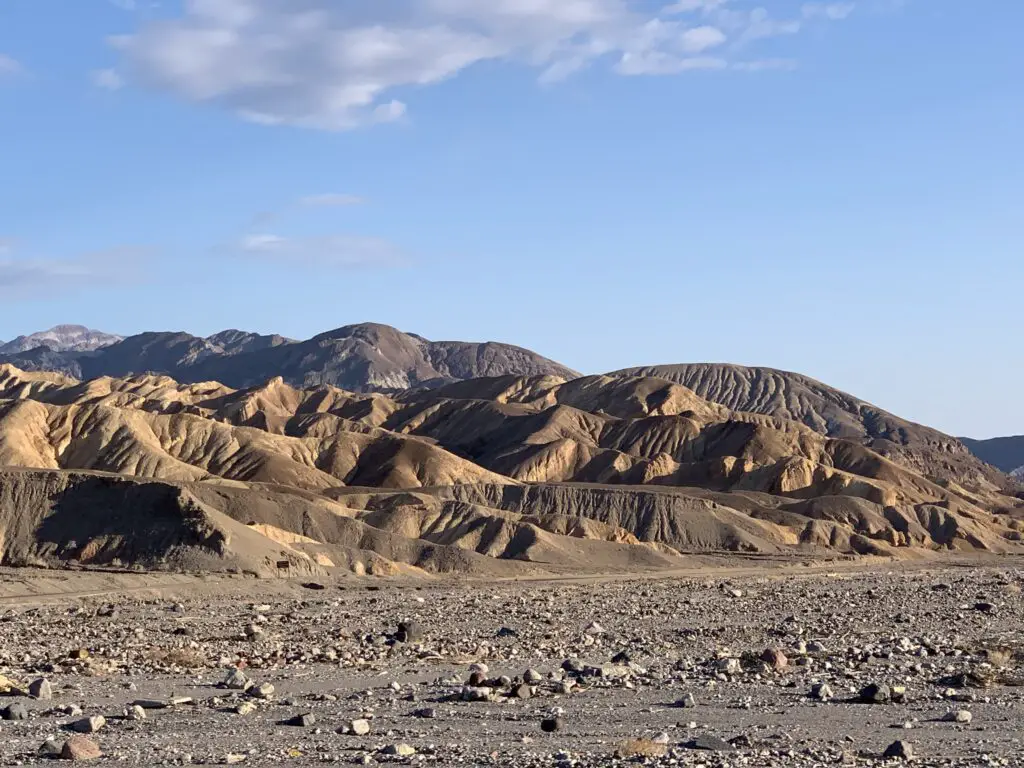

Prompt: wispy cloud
xmin=0 ymin=247 xmax=149 ymax=299
xmin=0 ymin=239 xmax=14 ymax=256
xmin=234 ymin=233 xmax=407 ymax=269
xmin=733 ymin=58 xmax=799 ymax=72
xmin=300 ymin=194 xmax=365 ymax=208
xmin=91 ymin=68 xmax=125 ymax=91
xmin=802 ymin=3 xmax=857 ymax=20
xmin=0 ymin=54 xmax=23 ymax=78
xmin=109 ymin=0 xmax=856 ymax=131
xmin=251 ymin=193 xmax=367 ymax=227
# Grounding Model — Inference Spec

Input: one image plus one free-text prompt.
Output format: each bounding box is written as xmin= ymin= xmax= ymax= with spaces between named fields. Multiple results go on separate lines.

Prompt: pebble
xmin=349 ymin=718 xmax=372 ymax=735
xmin=382 ymin=744 xmax=416 ymax=756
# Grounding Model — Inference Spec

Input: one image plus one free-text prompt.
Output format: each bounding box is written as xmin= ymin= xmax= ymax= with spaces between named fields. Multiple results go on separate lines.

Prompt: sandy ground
xmin=2 ymin=561 xmax=1024 ymax=767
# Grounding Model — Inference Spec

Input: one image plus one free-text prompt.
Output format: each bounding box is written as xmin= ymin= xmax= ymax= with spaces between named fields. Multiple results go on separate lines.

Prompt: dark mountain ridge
xmin=960 ymin=436 xmax=1024 ymax=477
xmin=0 ymin=322 xmax=579 ymax=393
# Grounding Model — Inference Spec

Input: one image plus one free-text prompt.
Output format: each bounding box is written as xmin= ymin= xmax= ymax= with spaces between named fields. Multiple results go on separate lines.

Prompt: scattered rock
xmin=72 ymin=715 xmax=106 ymax=734
xmin=28 ymin=677 xmax=53 ymax=700
xmin=349 ymin=718 xmax=371 ymax=735
xmin=61 ymin=736 xmax=103 ymax=761
xmin=222 ymin=669 xmax=250 ymax=690
xmin=676 ymin=693 xmax=697 ymax=708
xmin=541 ymin=717 xmax=564 ymax=733
xmin=686 ymin=735 xmax=735 ymax=751
xmin=396 ymin=621 xmax=421 ymax=643
xmin=250 ymin=683 xmax=275 ymax=699
xmin=859 ymin=683 xmax=892 ymax=704
xmin=382 ymin=744 xmax=416 ymax=756
xmin=2 ymin=702 xmax=29 ymax=721
xmin=38 ymin=738 xmax=64 ymax=758
xmin=717 ymin=658 xmax=742 ymax=675
xmin=883 ymin=740 xmax=914 ymax=760
xmin=131 ymin=699 xmax=168 ymax=710
xmin=760 ymin=648 xmax=788 ymax=669
xmin=523 ymin=669 xmax=543 ymax=684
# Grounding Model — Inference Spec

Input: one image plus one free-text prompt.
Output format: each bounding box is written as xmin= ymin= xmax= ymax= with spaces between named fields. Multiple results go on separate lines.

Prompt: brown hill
xmin=610 ymin=363 xmax=1010 ymax=493
xmin=1 ymin=363 xmax=1022 ymax=576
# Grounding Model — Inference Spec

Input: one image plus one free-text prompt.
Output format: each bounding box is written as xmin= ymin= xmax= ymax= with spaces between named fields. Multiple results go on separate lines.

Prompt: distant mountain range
xmin=0 ymin=323 xmax=580 ymax=392
xmin=0 ymin=325 xmax=123 ymax=355
xmin=959 ymin=436 xmax=1024 ymax=478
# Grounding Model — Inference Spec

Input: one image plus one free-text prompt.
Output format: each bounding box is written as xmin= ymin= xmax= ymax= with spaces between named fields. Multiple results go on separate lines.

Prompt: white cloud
xmin=241 ymin=234 xmax=288 ymax=252
xmin=733 ymin=58 xmax=799 ymax=72
xmin=802 ymin=3 xmax=857 ymax=20
xmin=680 ymin=25 xmax=728 ymax=53
xmin=0 ymin=248 xmax=148 ymax=299
xmin=92 ymin=68 xmax=125 ymax=90
xmin=110 ymin=0 xmax=854 ymax=130
xmin=617 ymin=52 xmax=726 ymax=76
xmin=236 ymin=233 xmax=406 ymax=268
xmin=300 ymin=194 xmax=365 ymax=207
xmin=734 ymin=8 xmax=802 ymax=43
xmin=0 ymin=54 xmax=22 ymax=78
xmin=663 ymin=0 xmax=727 ymax=14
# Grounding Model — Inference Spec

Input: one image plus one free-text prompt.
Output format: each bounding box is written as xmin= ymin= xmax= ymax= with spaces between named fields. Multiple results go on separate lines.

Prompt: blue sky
xmin=0 ymin=0 xmax=1021 ymax=437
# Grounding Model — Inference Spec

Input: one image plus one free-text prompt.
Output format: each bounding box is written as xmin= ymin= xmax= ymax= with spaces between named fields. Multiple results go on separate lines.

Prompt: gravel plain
xmin=3 ymin=561 xmax=1024 ymax=767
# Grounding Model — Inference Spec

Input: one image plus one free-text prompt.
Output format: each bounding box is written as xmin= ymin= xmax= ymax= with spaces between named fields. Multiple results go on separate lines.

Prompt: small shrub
xmin=615 ymin=739 xmax=668 ymax=758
